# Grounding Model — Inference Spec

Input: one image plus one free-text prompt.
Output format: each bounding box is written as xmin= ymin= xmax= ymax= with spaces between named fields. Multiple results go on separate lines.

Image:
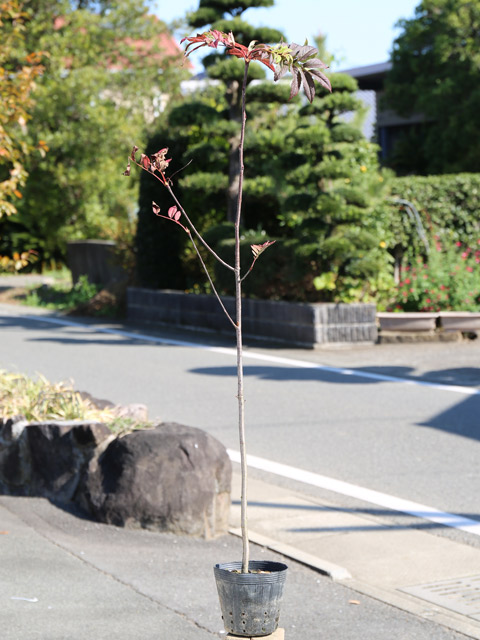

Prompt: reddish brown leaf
xmin=251 ymin=240 xmax=276 ymax=259
xmin=302 ymin=71 xmax=316 ymax=103
xmin=289 ymin=68 xmax=301 ymax=100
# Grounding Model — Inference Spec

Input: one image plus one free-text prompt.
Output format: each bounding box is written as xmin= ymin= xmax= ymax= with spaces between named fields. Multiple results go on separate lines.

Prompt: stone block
xmin=0 ymin=420 xmax=112 ymax=502
xmin=78 ymin=423 xmax=231 ymax=538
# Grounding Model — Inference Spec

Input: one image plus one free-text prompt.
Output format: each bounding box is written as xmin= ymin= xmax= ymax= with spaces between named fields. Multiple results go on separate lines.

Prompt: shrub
xmin=390 ymin=173 xmax=480 ymax=251
xmin=388 ymin=239 xmax=480 ymax=312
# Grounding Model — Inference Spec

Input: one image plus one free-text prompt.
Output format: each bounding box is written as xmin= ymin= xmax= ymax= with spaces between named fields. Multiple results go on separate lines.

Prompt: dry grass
xmin=0 ymin=369 xmax=115 ymax=423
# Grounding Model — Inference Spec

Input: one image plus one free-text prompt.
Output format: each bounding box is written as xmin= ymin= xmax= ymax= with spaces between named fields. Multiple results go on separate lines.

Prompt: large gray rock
xmin=79 ymin=423 xmax=231 ymax=538
xmin=0 ymin=419 xmax=112 ymax=502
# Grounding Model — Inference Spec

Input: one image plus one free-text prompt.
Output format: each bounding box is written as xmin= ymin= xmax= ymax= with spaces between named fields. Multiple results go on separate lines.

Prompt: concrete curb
xmin=228 ymin=527 xmax=352 ymax=581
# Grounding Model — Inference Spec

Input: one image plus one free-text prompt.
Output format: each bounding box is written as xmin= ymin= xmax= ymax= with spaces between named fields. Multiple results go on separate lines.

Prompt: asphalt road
xmin=1 ymin=303 xmax=480 ymax=542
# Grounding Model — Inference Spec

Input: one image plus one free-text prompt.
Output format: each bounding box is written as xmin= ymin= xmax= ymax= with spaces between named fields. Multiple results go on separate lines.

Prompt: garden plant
xmin=126 ymin=29 xmax=331 ymax=636
xmin=391 ymin=237 xmax=480 ymax=312
xmin=126 ymin=29 xmax=331 ymax=576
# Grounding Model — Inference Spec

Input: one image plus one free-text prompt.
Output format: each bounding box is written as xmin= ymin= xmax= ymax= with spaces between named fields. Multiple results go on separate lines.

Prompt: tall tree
xmin=0 ymin=0 xmax=186 ymax=266
xmin=383 ymin=0 xmax=480 ymax=174
xmin=187 ymin=0 xmax=284 ymax=221
xmin=209 ymin=72 xmax=392 ymax=303
xmin=137 ymin=33 xmax=391 ymax=302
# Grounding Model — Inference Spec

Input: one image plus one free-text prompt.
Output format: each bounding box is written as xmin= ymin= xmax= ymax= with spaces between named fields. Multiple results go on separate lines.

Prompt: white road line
xmin=227 ymin=450 xmax=480 ymax=536
xmin=25 ymin=314 xmax=480 ymax=396
xmin=23 ymin=313 xmax=480 ymax=534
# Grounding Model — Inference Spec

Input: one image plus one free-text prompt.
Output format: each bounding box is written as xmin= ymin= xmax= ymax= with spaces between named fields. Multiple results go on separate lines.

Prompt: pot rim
xmin=214 ymin=560 xmax=288 ymax=584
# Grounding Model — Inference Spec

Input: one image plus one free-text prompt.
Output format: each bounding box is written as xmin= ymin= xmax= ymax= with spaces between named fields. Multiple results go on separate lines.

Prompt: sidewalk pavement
xmin=1 ymin=485 xmax=478 ymax=640
xmin=230 ymin=469 xmax=480 ymax=640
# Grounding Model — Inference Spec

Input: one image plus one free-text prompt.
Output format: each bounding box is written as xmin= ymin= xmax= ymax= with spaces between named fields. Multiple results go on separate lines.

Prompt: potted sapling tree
xmin=124 ymin=29 xmax=331 ymax=637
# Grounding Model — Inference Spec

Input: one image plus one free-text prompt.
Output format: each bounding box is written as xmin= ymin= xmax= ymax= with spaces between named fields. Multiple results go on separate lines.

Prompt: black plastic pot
xmin=214 ymin=560 xmax=288 ymax=637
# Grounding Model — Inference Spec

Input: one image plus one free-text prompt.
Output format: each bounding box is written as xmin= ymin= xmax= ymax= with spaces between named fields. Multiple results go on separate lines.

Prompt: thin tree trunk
xmin=227 ymin=79 xmax=242 ymax=224
xmin=235 ymin=63 xmax=249 ymax=574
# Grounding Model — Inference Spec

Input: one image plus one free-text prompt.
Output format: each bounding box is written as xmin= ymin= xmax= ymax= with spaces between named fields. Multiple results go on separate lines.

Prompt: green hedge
xmin=391 ymin=173 xmax=480 ymax=244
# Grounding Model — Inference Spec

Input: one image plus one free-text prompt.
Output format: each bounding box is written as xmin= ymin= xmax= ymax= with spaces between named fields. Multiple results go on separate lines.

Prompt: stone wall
xmin=127 ymin=288 xmax=378 ymax=348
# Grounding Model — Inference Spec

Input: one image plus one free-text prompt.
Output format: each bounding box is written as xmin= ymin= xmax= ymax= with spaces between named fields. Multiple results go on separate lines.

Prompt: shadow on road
xmin=233 ymin=499 xmax=480 ymax=532
xmin=189 ymin=363 xmax=480 ymax=388
xmin=190 ymin=365 xmax=480 ymax=442
xmin=2 ymin=309 xmax=480 ymax=442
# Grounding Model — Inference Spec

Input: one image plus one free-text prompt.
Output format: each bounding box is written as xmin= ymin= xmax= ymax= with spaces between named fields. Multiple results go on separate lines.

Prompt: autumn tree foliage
xmin=0 ymin=0 xmax=187 ymax=267
xmin=0 ymin=0 xmax=45 ymax=271
xmin=0 ymin=0 xmax=44 ymax=219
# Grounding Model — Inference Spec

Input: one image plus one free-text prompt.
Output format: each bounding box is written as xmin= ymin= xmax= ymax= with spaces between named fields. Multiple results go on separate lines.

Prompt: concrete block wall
xmin=66 ymin=240 xmax=126 ymax=286
xmin=127 ymin=288 xmax=377 ymax=347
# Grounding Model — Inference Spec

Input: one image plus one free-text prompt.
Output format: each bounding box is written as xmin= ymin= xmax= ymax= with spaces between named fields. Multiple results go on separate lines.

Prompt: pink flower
xmin=456 ymin=241 xmax=462 ymax=247
xmin=466 ymin=266 xmax=473 ymax=272
xmin=405 ymin=278 xmax=411 ymax=284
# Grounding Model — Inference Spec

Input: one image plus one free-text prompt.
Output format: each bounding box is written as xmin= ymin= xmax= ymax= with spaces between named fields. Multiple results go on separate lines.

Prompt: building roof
xmin=338 ymin=61 xmax=392 ymax=91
